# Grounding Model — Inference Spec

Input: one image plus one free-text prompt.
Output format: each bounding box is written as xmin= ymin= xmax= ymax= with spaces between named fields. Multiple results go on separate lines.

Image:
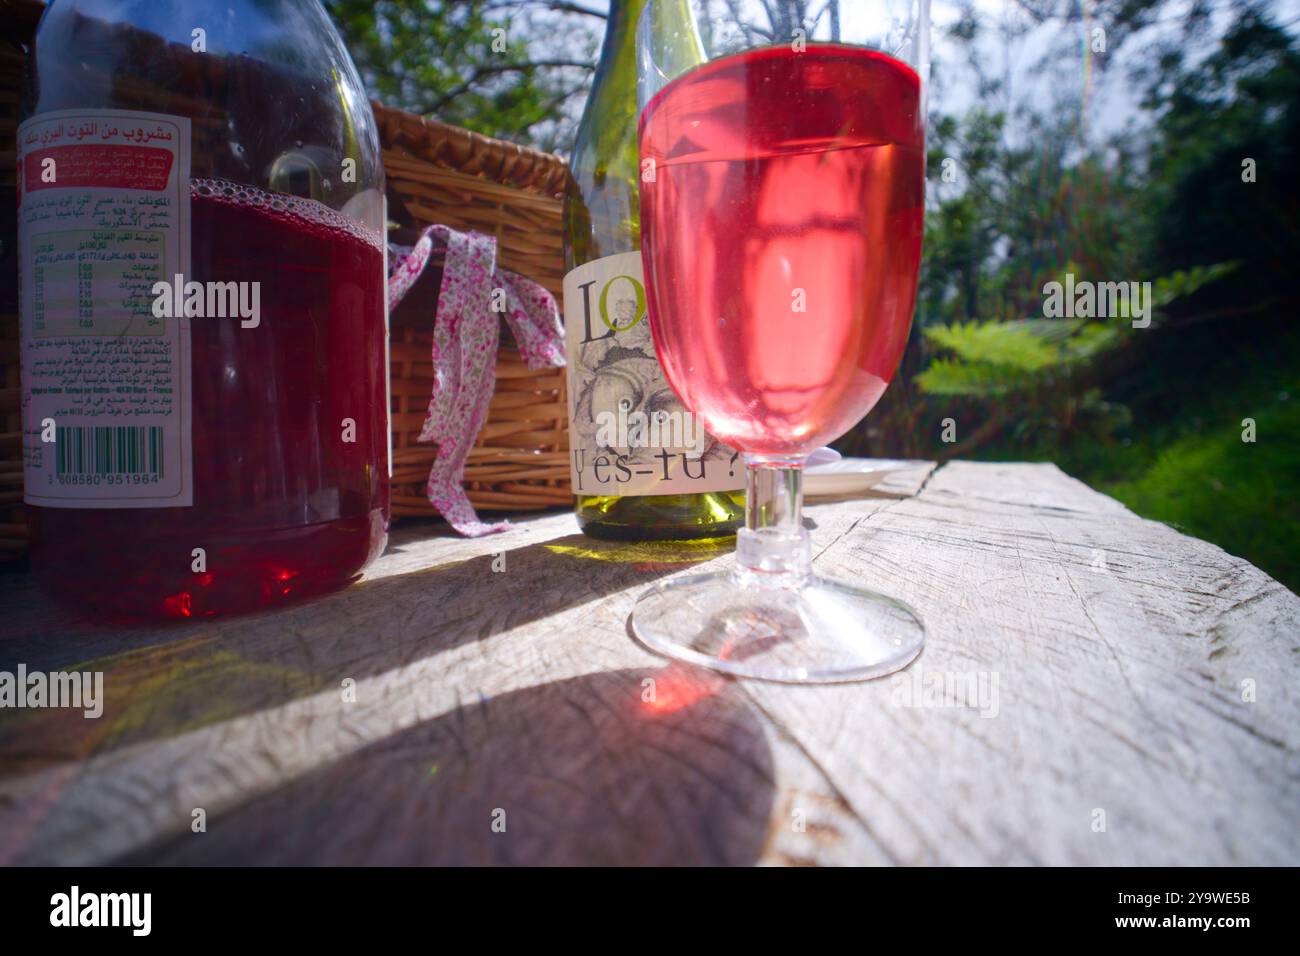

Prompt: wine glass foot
xmin=630 ymin=570 xmax=924 ymax=683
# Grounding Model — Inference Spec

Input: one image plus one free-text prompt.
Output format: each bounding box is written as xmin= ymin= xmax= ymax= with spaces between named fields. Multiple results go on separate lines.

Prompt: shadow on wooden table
xmin=0 ymin=533 xmax=728 ymax=775
xmin=114 ymin=666 xmax=776 ymax=866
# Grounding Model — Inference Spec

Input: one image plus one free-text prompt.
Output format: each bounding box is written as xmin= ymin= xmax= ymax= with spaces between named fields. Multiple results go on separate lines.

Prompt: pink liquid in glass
xmin=639 ymin=45 xmax=925 ymax=455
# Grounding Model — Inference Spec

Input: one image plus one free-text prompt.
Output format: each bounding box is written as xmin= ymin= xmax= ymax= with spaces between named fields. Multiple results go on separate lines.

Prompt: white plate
xmin=805 ymin=457 xmax=920 ymax=498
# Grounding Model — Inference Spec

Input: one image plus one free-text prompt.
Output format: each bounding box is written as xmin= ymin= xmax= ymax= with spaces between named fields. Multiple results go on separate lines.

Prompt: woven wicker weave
xmin=0 ymin=1 xmax=38 ymax=558
xmin=377 ymin=105 xmax=571 ymax=517
xmin=0 ymin=0 xmax=571 ymax=559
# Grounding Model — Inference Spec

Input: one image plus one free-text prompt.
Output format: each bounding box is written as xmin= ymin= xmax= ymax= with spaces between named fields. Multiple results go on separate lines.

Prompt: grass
xmin=1102 ymin=391 xmax=1300 ymax=592
xmin=860 ymin=321 xmax=1300 ymax=593
xmin=1055 ymin=331 xmax=1300 ymax=594
xmin=931 ymin=321 xmax=1300 ymax=594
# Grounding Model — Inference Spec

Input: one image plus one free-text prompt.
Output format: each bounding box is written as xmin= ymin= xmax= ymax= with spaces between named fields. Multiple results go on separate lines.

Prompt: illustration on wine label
xmin=564 ymin=251 xmax=740 ymax=497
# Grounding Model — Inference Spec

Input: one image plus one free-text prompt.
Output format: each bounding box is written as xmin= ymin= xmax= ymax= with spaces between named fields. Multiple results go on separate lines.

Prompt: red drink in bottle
xmin=30 ymin=181 xmax=389 ymax=618
xmin=21 ymin=2 xmax=390 ymax=618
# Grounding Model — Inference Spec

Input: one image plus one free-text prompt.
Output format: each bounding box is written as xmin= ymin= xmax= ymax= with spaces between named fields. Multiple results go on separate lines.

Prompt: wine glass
xmin=630 ymin=0 xmax=930 ymax=682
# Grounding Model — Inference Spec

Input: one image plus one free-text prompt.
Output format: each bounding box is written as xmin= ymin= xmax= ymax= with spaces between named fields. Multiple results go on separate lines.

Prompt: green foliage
xmin=322 ymin=0 xmax=598 ymax=150
xmin=916 ymin=357 xmax=1020 ymax=397
xmin=917 ymin=322 xmax=1060 ymax=395
xmin=1141 ymin=7 xmax=1300 ymax=301
xmin=920 ymin=320 xmax=1127 ymax=393
xmin=919 ymin=318 xmax=1119 ymax=394
xmin=1104 ymin=378 xmax=1300 ymax=594
xmin=909 ymin=254 xmax=1232 ymax=457
xmin=1151 ymin=261 xmax=1241 ymax=309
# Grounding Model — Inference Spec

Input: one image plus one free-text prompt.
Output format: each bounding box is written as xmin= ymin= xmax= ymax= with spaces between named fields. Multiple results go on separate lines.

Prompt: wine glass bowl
xmin=630 ymin=0 xmax=930 ymax=682
xmin=639 ymin=41 xmax=925 ymax=458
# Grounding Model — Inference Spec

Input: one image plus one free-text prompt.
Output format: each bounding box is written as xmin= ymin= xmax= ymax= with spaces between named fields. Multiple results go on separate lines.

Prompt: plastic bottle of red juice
xmin=18 ymin=0 xmax=390 ymax=618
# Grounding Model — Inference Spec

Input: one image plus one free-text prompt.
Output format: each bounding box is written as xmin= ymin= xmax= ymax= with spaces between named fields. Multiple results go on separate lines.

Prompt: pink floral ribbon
xmin=388 ymin=225 xmax=565 ymax=536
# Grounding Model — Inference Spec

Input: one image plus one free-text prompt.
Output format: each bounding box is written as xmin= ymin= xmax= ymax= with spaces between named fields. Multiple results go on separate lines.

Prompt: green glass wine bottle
xmin=563 ymin=0 xmax=744 ymax=540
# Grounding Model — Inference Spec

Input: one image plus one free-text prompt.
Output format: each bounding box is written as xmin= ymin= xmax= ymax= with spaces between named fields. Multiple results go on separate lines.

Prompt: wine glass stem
xmin=735 ymin=454 xmax=811 ymax=588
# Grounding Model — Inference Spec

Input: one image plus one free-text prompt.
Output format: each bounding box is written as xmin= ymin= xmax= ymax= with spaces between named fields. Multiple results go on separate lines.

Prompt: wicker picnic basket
xmin=378 ymin=107 xmax=572 ymax=517
xmin=0 ymin=0 xmax=571 ymax=559
xmin=0 ymin=1 xmax=36 ymax=560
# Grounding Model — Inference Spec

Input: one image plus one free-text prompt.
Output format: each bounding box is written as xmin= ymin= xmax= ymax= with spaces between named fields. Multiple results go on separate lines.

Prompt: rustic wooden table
xmin=1 ymin=461 xmax=1296 ymax=865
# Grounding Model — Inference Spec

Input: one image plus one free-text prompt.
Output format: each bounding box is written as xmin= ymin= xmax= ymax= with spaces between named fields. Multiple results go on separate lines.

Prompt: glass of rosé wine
xmin=630 ymin=0 xmax=930 ymax=682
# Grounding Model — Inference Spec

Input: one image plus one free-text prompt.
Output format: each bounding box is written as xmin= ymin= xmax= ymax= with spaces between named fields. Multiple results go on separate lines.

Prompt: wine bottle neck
xmin=594 ymin=0 xmax=648 ymax=82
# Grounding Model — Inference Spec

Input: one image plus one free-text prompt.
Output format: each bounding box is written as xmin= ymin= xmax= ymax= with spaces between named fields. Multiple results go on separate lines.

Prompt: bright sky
xmin=578 ymin=0 xmax=1300 ymax=145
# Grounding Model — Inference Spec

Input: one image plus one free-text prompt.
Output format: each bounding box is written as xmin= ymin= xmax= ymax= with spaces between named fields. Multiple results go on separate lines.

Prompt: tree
xmin=323 ymin=0 xmax=604 ymax=151
xmin=851 ymin=0 xmax=1295 ymax=461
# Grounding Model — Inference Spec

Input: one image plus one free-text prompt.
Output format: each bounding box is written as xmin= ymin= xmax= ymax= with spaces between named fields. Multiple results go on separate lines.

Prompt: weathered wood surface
xmin=0 ymin=460 xmax=1296 ymax=866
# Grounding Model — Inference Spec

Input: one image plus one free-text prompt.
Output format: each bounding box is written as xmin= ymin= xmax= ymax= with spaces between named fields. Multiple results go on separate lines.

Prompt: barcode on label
xmin=55 ymin=425 xmax=165 ymax=478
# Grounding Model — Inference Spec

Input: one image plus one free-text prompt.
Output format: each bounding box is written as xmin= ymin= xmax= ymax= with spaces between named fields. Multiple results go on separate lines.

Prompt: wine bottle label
xmin=18 ymin=109 xmax=193 ymax=508
xmin=563 ymin=251 xmax=742 ymax=497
